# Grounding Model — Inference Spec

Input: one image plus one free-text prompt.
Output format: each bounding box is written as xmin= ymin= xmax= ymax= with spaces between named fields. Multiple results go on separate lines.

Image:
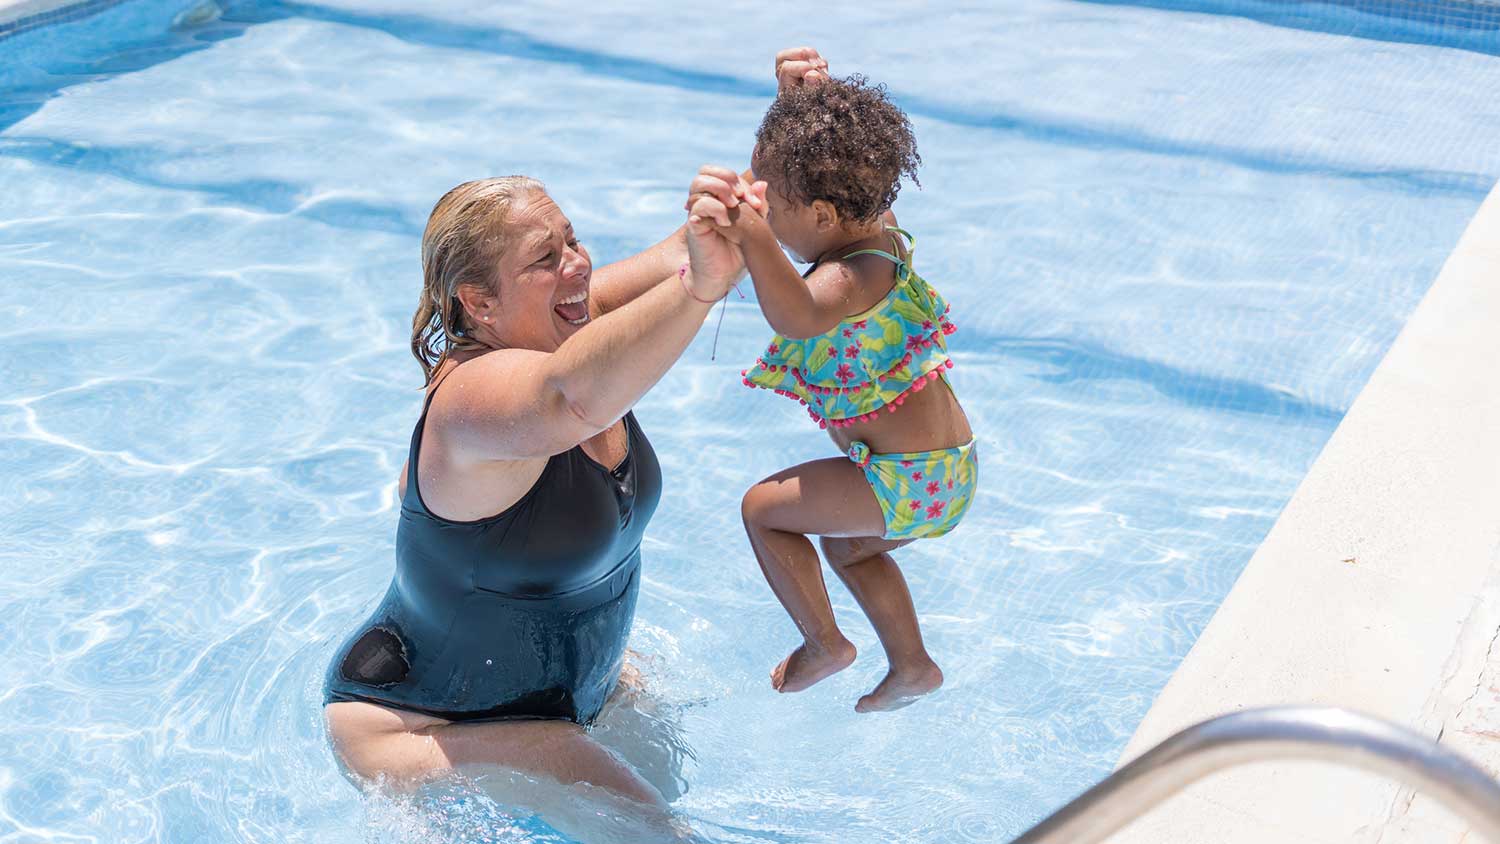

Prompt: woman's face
xmin=489 ymin=192 xmax=593 ymax=352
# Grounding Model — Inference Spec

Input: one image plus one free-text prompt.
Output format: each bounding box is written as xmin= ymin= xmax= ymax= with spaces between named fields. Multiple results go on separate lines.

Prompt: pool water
xmin=2 ymin=0 xmax=1498 ymax=841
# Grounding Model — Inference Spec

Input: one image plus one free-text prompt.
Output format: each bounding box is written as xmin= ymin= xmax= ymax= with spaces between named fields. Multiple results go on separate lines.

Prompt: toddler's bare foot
xmin=854 ymin=660 xmax=943 ymax=713
xmin=770 ymin=637 xmax=856 ymax=693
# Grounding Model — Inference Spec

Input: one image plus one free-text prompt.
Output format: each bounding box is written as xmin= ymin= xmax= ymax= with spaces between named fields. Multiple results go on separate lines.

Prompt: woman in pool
xmin=321 ymin=167 xmax=756 ymax=838
xmin=321 ymin=50 xmax=828 ymax=839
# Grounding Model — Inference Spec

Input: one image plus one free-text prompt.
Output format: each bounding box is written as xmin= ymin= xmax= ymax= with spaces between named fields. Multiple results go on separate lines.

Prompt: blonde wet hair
xmin=410 ymin=175 xmax=546 ymax=383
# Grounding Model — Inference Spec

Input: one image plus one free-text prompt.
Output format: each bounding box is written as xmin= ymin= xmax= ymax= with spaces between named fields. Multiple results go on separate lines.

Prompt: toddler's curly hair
xmin=754 ymin=74 xmax=921 ymax=224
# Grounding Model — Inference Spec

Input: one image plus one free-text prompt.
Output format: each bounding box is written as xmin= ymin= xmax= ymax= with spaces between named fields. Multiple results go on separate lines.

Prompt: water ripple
xmin=0 ymin=3 xmax=1492 ymax=843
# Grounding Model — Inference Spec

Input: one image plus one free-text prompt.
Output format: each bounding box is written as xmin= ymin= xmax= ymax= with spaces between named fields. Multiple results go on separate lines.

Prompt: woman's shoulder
xmin=419 ymin=346 xmax=571 ymax=459
xmin=428 ymin=347 xmax=544 ymax=400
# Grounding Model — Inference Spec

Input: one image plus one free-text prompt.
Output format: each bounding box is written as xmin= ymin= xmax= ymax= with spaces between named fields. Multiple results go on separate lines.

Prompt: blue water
xmin=2 ymin=1 xmax=1498 ymax=841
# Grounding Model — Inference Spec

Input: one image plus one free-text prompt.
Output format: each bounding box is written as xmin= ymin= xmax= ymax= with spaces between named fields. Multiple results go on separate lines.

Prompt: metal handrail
xmin=1009 ymin=706 xmax=1500 ymax=844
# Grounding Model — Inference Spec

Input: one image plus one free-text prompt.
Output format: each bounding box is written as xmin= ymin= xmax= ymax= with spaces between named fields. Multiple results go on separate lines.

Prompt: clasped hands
xmin=678 ymin=48 xmax=828 ymax=300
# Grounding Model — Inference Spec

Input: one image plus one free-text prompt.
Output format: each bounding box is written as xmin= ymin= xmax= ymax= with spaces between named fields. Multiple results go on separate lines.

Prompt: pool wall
xmin=0 ymin=0 xmax=122 ymax=36
xmin=0 ymin=0 xmax=202 ymax=39
xmin=1080 ymin=0 xmax=1500 ymax=54
xmin=1114 ymin=182 xmax=1500 ymax=843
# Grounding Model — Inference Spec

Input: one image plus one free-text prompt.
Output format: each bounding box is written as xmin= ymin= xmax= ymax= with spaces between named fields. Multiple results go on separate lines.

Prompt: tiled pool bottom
xmin=1 ymin=1 xmax=1499 ymax=842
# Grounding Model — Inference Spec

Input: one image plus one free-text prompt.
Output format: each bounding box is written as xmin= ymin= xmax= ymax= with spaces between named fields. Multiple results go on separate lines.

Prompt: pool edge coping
xmin=1111 ymin=180 xmax=1500 ymax=843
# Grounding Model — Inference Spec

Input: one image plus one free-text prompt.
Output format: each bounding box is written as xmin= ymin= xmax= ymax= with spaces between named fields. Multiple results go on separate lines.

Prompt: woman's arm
xmin=589 ymin=169 xmax=760 ymax=316
xmin=587 ymin=224 xmax=688 ymax=318
xmin=439 ymin=167 xmax=756 ymax=461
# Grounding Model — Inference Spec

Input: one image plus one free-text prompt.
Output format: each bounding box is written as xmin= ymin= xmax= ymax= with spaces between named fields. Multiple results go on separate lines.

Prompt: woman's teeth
xmin=554 ymin=291 xmax=589 ymax=325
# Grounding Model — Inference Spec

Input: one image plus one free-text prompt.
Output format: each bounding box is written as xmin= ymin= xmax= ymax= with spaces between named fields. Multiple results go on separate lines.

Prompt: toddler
xmin=722 ymin=74 xmax=978 ymax=712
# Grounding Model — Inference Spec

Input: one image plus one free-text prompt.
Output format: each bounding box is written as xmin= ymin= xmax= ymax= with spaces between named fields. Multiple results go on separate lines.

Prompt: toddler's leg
xmin=741 ymin=457 xmax=887 ymax=693
xmin=820 ymin=536 xmax=944 ymax=713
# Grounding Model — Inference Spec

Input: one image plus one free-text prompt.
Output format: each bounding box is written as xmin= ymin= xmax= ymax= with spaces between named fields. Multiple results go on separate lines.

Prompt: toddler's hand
xmin=775 ymin=47 xmax=829 ymax=92
xmin=684 ymin=170 xmax=768 ymax=246
xmin=715 ymin=180 xmax=770 ymax=246
xmin=683 ymin=165 xmax=762 ymax=299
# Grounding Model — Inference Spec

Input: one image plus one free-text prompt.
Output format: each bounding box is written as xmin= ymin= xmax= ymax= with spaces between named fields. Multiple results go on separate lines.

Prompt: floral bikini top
xmin=741 ymin=227 xmax=957 ymax=429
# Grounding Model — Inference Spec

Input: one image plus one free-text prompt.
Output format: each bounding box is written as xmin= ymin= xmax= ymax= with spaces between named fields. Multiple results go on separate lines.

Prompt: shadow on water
xmin=0 ymin=0 xmax=1447 ymax=430
xmin=2 ymin=0 xmax=1493 ymax=203
xmin=987 ymin=335 xmax=1347 ymax=424
xmin=241 ymin=0 xmax=1495 ymax=199
xmin=228 ymin=0 xmax=774 ymax=99
xmin=0 ymin=135 xmax=418 ymax=234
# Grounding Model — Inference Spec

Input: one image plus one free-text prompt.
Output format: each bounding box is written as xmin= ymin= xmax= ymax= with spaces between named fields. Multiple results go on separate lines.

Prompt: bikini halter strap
xmin=841 ymin=226 xmax=916 ymax=267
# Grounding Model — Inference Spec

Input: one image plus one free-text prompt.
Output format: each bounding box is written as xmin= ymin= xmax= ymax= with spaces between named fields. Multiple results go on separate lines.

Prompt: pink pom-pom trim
xmin=742 ymin=317 xmax=960 ymax=427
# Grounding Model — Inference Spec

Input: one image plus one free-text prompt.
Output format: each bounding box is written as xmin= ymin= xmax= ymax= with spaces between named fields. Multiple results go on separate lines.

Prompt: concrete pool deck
xmin=1113 ymin=181 xmax=1500 ymax=843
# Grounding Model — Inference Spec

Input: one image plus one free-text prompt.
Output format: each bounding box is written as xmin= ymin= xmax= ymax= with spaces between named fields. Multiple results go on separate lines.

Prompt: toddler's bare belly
xmin=828 ymin=377 xmax=972 ymax=456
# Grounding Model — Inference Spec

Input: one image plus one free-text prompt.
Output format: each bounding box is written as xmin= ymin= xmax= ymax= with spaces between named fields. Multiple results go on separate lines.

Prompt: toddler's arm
xmin=723 ymin=193 xmax=860 ymax=340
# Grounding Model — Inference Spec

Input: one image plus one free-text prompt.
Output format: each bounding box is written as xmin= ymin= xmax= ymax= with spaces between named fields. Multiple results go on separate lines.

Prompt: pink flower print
xmin=908 ymin=500 xmax=922 ymax=512
xmin=946 ymin=479 xmax=954 ymax=490
xmin=835 ymin=363 xmax=855 ymax=383
xmin=852 ymin=320 xmax=868 ymax=329
xmin=842 ymin=329 xmax=854 ymax=338
xmin=844 ymin=345 xmax=860 ymax=359
xmin=899 ymin=459 xmax=914 ymax=467
xmin=911 ymin=471 xmax=923 ymax=481
xmin=926 ymin=500 xmax=946 ymax=519
xmin=926 ymin=481 xmax=940 ymax=496
xmin=923 ymin=320 xmax=934 ymax=331
xmin=767 ymin=343 xmax=779 ymax=356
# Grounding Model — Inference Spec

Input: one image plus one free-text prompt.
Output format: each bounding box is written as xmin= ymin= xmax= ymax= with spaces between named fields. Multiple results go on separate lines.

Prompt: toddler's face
xmin=759 ymin=177 xmax=823 ymax=264
xmin=751 ymin=150 xmax=822 ymax=264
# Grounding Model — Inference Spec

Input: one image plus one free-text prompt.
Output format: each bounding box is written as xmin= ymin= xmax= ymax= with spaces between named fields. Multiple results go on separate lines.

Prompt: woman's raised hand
xmin=775 ymin=47 xmax=829 ymax=92
xmin=683 ymin=165 xmax=763 ymax=300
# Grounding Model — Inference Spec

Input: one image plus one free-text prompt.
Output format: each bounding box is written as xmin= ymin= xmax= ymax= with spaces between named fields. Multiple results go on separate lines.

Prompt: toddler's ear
xmin=812 ymin=199 xmax=840 ymax=231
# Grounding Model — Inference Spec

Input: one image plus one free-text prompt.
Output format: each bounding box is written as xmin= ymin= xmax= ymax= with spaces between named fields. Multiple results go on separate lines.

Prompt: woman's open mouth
xmin=554 ymin=290 xmax=589 ymax=326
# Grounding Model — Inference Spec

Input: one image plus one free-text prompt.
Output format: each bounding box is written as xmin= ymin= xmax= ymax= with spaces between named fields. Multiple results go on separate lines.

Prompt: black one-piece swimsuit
xmin=323 ymin=379 xmax=662 ymax=725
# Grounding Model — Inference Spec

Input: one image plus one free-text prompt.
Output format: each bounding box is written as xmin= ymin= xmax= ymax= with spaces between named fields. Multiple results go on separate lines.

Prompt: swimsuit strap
xmin=421 ymin=362 xmax=459 ymax=412
xmin=841 ymin=226 xmax=916 ymax=269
